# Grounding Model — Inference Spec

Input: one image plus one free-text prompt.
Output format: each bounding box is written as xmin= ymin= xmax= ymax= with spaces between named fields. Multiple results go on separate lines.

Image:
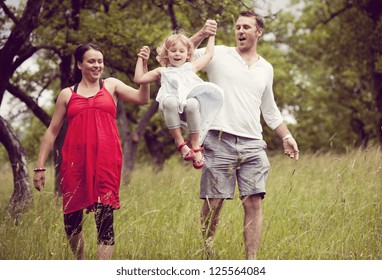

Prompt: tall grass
xmin=0 ymin=148 xmax=381 ymax=260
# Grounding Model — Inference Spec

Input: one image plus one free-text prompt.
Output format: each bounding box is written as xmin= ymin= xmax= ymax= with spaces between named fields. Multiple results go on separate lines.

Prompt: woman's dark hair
xmin=73 ymin=43 xmax=103 ymax=83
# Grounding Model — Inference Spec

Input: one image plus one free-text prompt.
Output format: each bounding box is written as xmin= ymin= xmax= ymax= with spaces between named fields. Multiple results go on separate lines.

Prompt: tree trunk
xmin=0 ymin=116 xmax=33 ymax=218
xmin=144 ymin=129 xmax=166 ymax=171
xmin=0 ymin=0 xmax=44 ymax=104
xmin=350 ymin=118 xmax=369 ymax=148
xmin=117 ymin=101 xmax=137 ymax=184
xmin=0 ymin=0 xmax=43 ymax=217
xmin=373 ymin=72 xmax=382 ymax=147
xmin=365 ymin=0 xmax=382 ymax=147
xmin=137 ymin=102 xmax=168 ymax=170
xmin=117 ymin=101 xmax=161 ymax=182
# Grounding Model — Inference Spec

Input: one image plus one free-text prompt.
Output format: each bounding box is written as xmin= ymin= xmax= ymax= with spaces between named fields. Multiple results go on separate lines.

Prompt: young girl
xmin=134 ymin=32 xmax=223 ymax=169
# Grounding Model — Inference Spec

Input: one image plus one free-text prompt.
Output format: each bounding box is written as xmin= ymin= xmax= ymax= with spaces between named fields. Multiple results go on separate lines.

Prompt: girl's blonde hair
xmin=156 ymin=31 xmax=195 ymax=67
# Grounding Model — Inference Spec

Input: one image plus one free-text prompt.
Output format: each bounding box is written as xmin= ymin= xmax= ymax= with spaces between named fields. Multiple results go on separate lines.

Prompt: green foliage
xmin=0 ymin=145 xmax=7 ymax=165
xmin=21 ymin=116 xmax=50 ymax=162
xmin=15 ymin=0 xmax=256 ymax=161
xmin=0 ymin=149 xmax=381 ymax=259
xmin=283 ymin=0 xmax=382 ymax=151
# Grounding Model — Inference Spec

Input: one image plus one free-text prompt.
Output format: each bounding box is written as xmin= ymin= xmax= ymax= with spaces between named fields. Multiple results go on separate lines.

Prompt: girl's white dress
xmin=156 ymin=62 xmax=224 ymax=144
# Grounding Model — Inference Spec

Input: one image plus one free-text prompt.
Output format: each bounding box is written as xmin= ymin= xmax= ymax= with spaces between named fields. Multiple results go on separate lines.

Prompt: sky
xmin=5 ymin=0 xmax=20 ymax=7
xmin=262 ymin=0 xmax=291 ymax=14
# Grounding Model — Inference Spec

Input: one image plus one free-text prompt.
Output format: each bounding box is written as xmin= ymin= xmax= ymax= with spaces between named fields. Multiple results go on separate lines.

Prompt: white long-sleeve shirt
xmin=194 ymin=45 xmax=284 ymax=140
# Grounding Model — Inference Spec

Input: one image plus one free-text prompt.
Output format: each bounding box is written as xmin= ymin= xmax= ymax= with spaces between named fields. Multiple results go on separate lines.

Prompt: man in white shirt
xmin=191 ymin=10 xmax=299 ymax=260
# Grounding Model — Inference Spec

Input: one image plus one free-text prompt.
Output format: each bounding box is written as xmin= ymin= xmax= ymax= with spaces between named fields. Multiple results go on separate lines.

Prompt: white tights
xmin=162 ymin=96 xmax=200 ymax=133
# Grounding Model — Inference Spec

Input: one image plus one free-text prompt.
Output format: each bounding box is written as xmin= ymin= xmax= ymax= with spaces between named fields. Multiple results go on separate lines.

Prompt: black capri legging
xmin=63 ymin=203 xmax=115 ymax=245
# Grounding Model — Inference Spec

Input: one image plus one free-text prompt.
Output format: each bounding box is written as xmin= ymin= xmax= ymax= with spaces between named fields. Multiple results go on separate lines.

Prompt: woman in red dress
xmin=33 ymin=43 xmax=150 ymax=259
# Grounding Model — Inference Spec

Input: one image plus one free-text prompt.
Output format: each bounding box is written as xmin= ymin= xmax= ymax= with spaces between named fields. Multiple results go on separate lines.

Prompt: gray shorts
xmin=200 ymin=130 xmax=270 ymax=199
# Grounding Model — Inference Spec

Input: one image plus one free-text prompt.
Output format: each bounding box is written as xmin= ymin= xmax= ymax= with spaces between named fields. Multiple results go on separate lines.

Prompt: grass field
xmin=0 ymin=147 xmax=381 ymax=260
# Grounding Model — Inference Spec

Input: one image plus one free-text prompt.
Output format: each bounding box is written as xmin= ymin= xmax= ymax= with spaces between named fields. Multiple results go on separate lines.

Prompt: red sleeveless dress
xmin=60 ymin=81 xmax=122 ymax=214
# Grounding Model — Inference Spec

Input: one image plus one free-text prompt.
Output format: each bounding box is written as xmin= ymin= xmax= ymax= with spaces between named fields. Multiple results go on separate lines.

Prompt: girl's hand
xmin=138 ymin=46 xmax=150 ymax=61
xmin=202 ymin=19 xmax=217 ymax=37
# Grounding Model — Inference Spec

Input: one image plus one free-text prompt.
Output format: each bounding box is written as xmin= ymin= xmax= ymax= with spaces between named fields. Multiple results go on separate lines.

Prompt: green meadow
xmin=0 ymin=148 xmax=381 ymax=260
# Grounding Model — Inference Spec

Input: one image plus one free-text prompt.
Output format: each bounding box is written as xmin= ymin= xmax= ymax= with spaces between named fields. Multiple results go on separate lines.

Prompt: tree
xmin=285 ymin=0 xmax=382 ymax=151
xmin=0 ymin=0 xmax=44 ymax=217
xmin=0 ymin=117 xmax=32 ymax=217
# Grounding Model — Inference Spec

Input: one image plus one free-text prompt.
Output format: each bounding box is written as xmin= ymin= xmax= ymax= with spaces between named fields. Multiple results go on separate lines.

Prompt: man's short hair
xmin=238 ymin=10 xmax=264 ymax=29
